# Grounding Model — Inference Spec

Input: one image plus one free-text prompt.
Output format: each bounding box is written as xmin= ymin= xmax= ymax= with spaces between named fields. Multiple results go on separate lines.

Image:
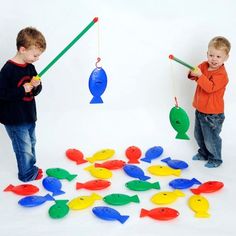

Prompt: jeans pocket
xmin=205 ymin=114 xmax=225 ymax=130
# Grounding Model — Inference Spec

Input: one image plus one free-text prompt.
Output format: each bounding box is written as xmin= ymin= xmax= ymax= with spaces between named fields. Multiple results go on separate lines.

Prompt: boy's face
xmin=207 ymin=46 xmax=229 ymax=70
xmin=19 ymin=46 xmax=43 ymax=64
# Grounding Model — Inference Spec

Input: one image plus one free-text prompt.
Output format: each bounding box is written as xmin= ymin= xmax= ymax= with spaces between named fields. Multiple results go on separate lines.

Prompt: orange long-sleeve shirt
xmin=188 ymin=61 xmax=228 ymax=114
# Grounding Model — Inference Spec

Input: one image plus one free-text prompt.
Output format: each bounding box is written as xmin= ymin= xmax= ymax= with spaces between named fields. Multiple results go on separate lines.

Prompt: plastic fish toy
xmin=46 ymin=168 xmax=77 ymax=181
xmin=123 ymin=164 xmax=150 ymax=181
xmin=125 ymin=180 xmax=160 ymax=191
xmin=68 ymin=193 xmax=102 ymax=210
xmin=140 ymin=207 xmax=179 ymax=221
xmin=125 ymin=146 xmax=142 ymax=164
xmin=151 ymin=190 xmax=185 ymax=205
xmin=3 ymin=184 xmax=39 ymax=196
xmin=18 ymin=194 xmax=55 ymax=207
xmin=94 ymin=159 xmax=126 ymax=170
xmin=161 ymin=157 xmax=188 ymax=169
xmin=86 ymin=149 xmax=115 ymax=163
xmin=169 ymin=178 xmax=201 ymax=189
xmin=84 ymin=165 xmax=112 ymax=179
xmin=169 ymin=106 xmax=190 ymax=140
xmin=148 ymin=165 xmax=181 ymax=177
xmin=190 ymin=181 xmax=224 ymax=195
xmin=92 ymin=206 xmax=129 ymax=224
xmin=103 ymin=193 xmax=140 ymax=206
xmin=65 ymin=148 xmax=87 ymax=165
xmin=76 ymin=179 xmax=111 ymax=190
xmin=48 ymin=200 xmax=69 ymax=219
xmin=89 ymin=67 xmax=107 ymax=104
xmin=42 ymin=176 xmax=65 ymax=196
xmin=141 ymin=146 xmax=163 ymax=163
xmin=188 ymin=195 xmax=210 ymax=218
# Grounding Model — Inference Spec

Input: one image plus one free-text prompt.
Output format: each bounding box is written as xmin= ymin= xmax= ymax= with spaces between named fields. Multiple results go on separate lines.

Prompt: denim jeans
xmin=194 ymin=110 xmax=225 ymax=164
xmin=5 ymin=122 xmax=39 ymax=182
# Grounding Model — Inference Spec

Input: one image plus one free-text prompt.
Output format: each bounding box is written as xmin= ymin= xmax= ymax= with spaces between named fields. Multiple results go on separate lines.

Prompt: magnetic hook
xmin=95 ymin=57 xmax=102 ymax=69
xmin=174 ymin=96 xmax=179 ymax=108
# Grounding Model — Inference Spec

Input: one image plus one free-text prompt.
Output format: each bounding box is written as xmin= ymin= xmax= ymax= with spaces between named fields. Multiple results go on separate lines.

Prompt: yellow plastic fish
xmin=151 ymin=190 xmax=185 ymax=205
xmin=84 ymin=165 xmax=112 ymax=179
xmin=86 ymin=149 xmax=115 ymax=163
xmin=147 ymin=165 xmax=181 ymax=177
xmin=188 ymin=195 xmax=210 ymax=218
xmin=68 ymin=193 xmax=102 ymax=210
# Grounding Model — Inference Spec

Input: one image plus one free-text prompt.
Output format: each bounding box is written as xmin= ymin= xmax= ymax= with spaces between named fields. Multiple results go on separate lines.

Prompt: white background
xmin=0 ymin=1 xmax=235 ymax=236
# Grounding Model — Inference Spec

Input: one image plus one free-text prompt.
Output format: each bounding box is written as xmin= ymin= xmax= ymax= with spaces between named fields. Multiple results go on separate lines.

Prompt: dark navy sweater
xmin=0 ymin=60 xmax=42 ymax=125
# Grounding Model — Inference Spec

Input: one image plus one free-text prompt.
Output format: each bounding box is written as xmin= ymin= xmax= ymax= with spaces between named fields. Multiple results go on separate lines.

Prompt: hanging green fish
xmin=103 ymin=193 xmax=140 ymax=206
xmin=169 ymin=106 xmax=190 ymax=140
xmin=48 ymin=200 xmax=69 ymax=219
xmin=125 ymin=180 xmax=160 ymax=191
xmin=46 ymin=168 xmax=77 ymax=181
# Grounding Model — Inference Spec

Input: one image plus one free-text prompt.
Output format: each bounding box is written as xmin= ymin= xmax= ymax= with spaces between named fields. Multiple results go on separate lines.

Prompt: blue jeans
xmin=5 ymin=122 xmax=39 ymax=182
xmin=194 ymin=110 xmax=225 ymax=164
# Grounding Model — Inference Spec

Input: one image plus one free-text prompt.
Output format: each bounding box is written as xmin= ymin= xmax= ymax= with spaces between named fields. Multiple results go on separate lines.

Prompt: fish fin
xmin=140 ymin=208 xmax=149 ymax=217
xmin=131 ymin=195 xmax=140 ymax=203
xmin=66 ymin=174 xmax=77 ymax=181
xmin=90 ymin=96 xmax=103 ymax=104
xmin=140 ymin=157 xmax=151 ymax=163
xmin=3 ymin=184 xmax=14 ymax=192
xmin=118 ymin=215 xmax=129 ymax=224
xmin=76 ymin=182 xmax=84 ymax=190
xmin=190 ymin=188 xmax=201 ymax=194
xmin=175 ymin=133 xmax=190 ymax=140
xmin=152 ymin=182 xmax=161 ymax=190
xmin=161 ymin=157 xmax=171 ymax=163
xmin=173 ymin=169 xmax=182 ymax=176
xmin=52 ymin=189 xmax=66 ymax=196
xmin=195 ymin=212 xmax=210 ymax=218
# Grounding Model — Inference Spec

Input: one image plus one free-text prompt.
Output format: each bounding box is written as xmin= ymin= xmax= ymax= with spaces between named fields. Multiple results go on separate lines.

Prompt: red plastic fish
xmin=94 ymin=160 xmax=126 ymax=170
xmin=65 ymin=148 xmax=88 ymax=165
xmin=3 ymin=184 xmax=39 ymax=196
xmin=190 ymin=181 xmax=224 ymax=194
xmin=140 ymin=207 xmax=179 ymax=221
xmin=125 ymin=146 xmax=142 ymax=164
xmin=76 ymin=179 xmax=111 ymax=190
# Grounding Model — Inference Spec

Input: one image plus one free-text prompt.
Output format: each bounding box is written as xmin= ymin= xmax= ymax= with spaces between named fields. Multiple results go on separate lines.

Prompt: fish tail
xmin=174 ymin=169 xmax=182 ymax=176
xmin=140 ymin=175 xmax=151 ymax=181
xmin=175 ymin=133 xmax=190 ymax=140
xmin=94 ymin=163 xmax=102 ymax=168
xmin=45 ymin=194 xmax=55 ymax=201
xmin=152 ymin=182 xmax=161 ymax=190
xmin=190 ymin=188 xmax=201 ymax=195
xmin=140 ymin=157 xmax=151 ymax=163
xmin=161 ymin=157 xmax=171 ymax=163
xmin=86 ymin=157 xmax=95 ymax=163
xmin=195 ymin=212 xmax=210 ymax=218
xmin=192 ymin=178 xmax=202 ymax=185
xmin=76 ymin=159 xmax=88 ymax=165
xmin=90 ymin=96 xmax=103 ymax=104
xmin=118 ymin=215 xmax=129 ymax=224
xmin=131 ymin=195 xmax=140 ymax=203
xmin=52 ymin=189 xmax=66 ymax=196
xmin=128 ymin=159 xmax=140 ymax=164
xmin=76 ymin=182 xmax=84 ymax=190
xmin=66 ymin=174 xmax=77 ymax=181
xmin=140 ymin=208 xmax=149 ymax=217
xmin=3 ymin=184 xmax=14 ymax=192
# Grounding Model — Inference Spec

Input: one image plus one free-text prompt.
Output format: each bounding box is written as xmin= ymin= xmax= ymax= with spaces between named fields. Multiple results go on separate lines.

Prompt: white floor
xmin=0 ymin=106 xmax=235 ymax=236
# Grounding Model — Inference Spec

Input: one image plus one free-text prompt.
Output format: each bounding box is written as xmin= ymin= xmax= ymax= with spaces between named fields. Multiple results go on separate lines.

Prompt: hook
xmin=95 ymin=57 xmax=102 ymax=69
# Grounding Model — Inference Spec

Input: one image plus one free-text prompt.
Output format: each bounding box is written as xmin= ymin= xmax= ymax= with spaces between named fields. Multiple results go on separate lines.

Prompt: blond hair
xmin=208 ymin=36 xmax=231 ymax=55
xmin=16 ymin=27 xmax=46 ymax=51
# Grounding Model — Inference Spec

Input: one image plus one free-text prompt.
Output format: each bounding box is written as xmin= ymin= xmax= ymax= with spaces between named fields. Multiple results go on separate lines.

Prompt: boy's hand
xmin=30 ymin=76 xmax=41 ymax=87
xmin=189 ymin=67 xmax=202 ymax=78
xmin=23 ymin=83 xmax=33 ymax=93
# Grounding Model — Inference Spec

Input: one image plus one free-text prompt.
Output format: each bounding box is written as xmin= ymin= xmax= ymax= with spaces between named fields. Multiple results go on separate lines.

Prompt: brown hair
xmin=16 ymin=27 xmax=46 ymax=51
xmin=208 ymin=36 xmax=231 ymax=55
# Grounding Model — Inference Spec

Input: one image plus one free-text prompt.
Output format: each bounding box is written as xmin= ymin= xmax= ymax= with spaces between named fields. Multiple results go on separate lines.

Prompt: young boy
xmin=188 ymin=36 xmax=231 ymax=168
xmin=0 ymin=27 xmax=46 ymax=181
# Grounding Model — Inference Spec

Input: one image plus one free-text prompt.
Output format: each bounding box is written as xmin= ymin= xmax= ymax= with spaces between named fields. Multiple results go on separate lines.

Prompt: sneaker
xmin=204 ymin=161 xmax=221 ymax=168
xmin=192 ymin=153 xmax=208 ymax=161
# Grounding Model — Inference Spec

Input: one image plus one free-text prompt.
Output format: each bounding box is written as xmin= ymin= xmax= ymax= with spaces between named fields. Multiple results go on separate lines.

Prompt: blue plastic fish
xmin=123 ymin=164 xmax=150 ymax=181
xmin=18 ymin=194 xmax=55 ymax=207
xmin=169 ymin=178 xmax=201 ymax=189
xmin=92 ymin=206 xmax=129 ymax=224
xmin=89 ymin=67 xmax=107 ymax=104
xmin=141 ymin=146 xmax=163 ymax=163
xmin=161 ymin=157 xmax=188 ymax=169
xmin=42 ymin=176 xmax=65 ymax=196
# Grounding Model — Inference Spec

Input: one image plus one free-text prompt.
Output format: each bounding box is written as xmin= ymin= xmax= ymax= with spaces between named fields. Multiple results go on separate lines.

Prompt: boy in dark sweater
xmin=0 ymin=27 xmax=46 ymax=181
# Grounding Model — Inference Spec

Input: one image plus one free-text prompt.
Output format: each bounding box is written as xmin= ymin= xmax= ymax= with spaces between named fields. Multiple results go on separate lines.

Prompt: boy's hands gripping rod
xmin=169 ymin=54 xmax=197 ymax=72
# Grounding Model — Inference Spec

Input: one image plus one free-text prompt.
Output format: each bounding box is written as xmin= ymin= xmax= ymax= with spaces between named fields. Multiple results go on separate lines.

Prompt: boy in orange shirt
xmin=188 ymin=36 xmax=231 ymax=168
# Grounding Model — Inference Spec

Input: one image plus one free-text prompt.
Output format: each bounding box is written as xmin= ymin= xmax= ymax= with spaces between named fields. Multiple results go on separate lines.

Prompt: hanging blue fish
xmin=18 ymin=194 xmax=55 ymax=207
xmin=141 ymin=146 xmax=164 ymax=163
xmin=161 ymin=157 xmax=188 ymax=169
xmin=123 ymin=164 xmax=150 ymax=181
xmin=92 ymin=206 xmax=129 ymax=224
xmin=169 ymin=178 xmax=201 ymax=189
xmin=88 ymin=61 xmax=107 ymax=104
xmin=42 ymin=176 xmax=65 ymax=196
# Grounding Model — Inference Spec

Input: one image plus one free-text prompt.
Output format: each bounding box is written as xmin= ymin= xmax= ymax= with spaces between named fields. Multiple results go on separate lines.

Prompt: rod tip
xmin=93 ymin=17 xmax=99 ymax=23
xmin=169 ymin=54 xmax=174 ymax=59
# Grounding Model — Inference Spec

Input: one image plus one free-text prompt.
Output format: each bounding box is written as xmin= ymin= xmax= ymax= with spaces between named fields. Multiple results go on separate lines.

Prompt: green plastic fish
xmin=169 ymin=106 xmax=190 ymax=140
xmin=48 ymin=200 xmax=69 ymax=219
xmin=103 ymin=193 xmax=140 ymax=206
xmin=46 ymin=168 xmax=77 ymax=181
xmin=125 ymin=180 xmax=160 ymax=191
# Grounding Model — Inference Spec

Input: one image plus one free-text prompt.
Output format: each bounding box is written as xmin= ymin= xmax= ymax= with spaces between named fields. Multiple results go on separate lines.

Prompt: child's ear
xmin=19 ymin=46 xmax=27 ymax=53
xmin=224 ymin=54 xmax=229 ymax=62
